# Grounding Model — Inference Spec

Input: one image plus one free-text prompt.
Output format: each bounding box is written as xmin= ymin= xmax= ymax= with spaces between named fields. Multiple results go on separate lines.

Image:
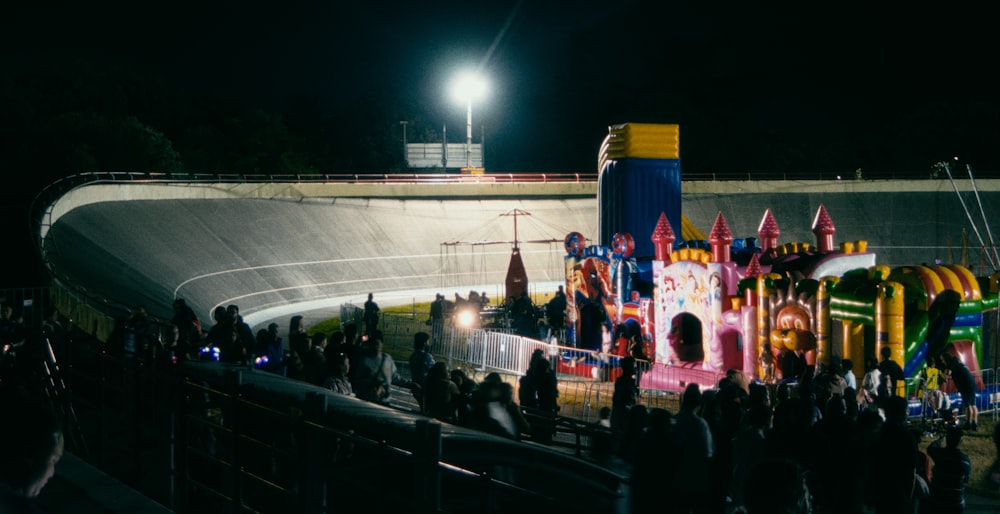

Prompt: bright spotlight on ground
xmin=456 ymin=308 xmax=477 ymax=328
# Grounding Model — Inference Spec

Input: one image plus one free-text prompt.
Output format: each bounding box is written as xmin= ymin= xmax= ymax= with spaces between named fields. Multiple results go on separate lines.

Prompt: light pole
xmin=399 ymin=120 xmax=408 ymax=165
xmin=400 ymin=120 xmax=408 ymax=146
xmin=451 ymin=71 xmax=487 ymax=169
xmin=464 ymin=98 xmax=472 ymax=168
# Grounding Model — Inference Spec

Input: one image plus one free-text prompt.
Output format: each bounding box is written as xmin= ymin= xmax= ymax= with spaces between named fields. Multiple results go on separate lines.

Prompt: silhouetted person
xmin=867 ymin=395 xmax=920 ymax=514
xmin=227 ymin=304 xmax=255 ymax=364
xmin=353 ymin=337 xmax=399 ymax=405
xmin=422 ymin=362 xmax=459 ymax=422
xmin=429 ymin=293 xmax=445 ymax=342
xmin=320 ymin=352 xmax=353 ymax=396
xmin=518 ymin=349 xmax=559 ymax=444
xmin=363 ymin=292 xmax=380 ymax=336
xmin=742 ymin=458 xmax=813 ymax=514
xmin=469 ymin=373 xmax=529 ymax=440
xmin=926 ymin=426 xmax=972 ymax=513
xmin=171 ymin=298 xmax=202 ymax=353
xmin=878 ymin=345 xmax=905 ymax=398
xmin=254 ymin=323 xmax=286 ymax=376
xmin=673 ymin=383 xmax=714 ymax=513
xmin=610 ymin=357 xmax=637 ymax=431
xmin=408 ymin=331 xmax=435 ymax=411
xmin=545 ymin=285 xmax=567 ymax=332
xmin=630 ymin=408 xmax=674 ymax=513
xmin=0 ymin=394 xmax=65 ymax=513
xmin=939 ymin=351 xmax=978 ymax=431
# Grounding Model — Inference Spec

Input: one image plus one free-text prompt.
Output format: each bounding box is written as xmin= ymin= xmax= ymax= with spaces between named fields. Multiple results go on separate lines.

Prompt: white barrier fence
xmin=344 ymin=304 xmax=1000 ymax=424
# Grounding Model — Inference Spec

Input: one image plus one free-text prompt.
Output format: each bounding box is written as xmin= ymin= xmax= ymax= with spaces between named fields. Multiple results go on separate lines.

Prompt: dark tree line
xmin=0 ymin=57 xmax=441 ymax=194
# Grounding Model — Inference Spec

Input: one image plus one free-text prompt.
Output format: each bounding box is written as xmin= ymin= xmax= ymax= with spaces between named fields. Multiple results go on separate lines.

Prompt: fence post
xmin=224 ymin=369 xmax=243 ymax=514
xmin=414 ymin=419 xmax=442 ymax=512
xmin=303 ymin=393 xmax=328 ymax=514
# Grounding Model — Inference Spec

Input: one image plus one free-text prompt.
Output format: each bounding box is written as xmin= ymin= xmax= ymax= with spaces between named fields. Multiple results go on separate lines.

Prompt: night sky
xmin=2 ymin=1 xmax=998 ymax=285
xmin=5 ymin=1 xmax=998 ymax=174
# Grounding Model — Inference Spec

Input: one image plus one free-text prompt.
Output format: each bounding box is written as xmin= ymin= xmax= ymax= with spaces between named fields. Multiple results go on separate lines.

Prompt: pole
xmin=465 ymin=99 xmax=473 ymax=168
xmin=966 ymin=164 xmax=1000 ymax=268
xmin=400 ymin=120 xmax=408 ymax=164
xmin=940 ymin=162 xmax=996 ymax=268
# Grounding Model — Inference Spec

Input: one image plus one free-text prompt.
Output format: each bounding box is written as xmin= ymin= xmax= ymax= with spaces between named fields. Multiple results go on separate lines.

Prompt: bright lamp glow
xmin=456 ymin=308 xmax=477 ymax=328
xmin=451 ymin=72 xmax=488 ymax=103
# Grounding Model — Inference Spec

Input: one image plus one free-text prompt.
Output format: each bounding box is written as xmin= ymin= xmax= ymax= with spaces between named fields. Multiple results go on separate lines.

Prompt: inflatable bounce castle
xmin=561 ymin=123 xmax=997 ymax=405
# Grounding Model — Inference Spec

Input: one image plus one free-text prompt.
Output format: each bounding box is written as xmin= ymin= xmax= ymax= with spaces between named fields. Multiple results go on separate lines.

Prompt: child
xmin=759 ymin=342 xmax=775 ymax=383
xmin=598 ymin=406 xmax=612 ymax=428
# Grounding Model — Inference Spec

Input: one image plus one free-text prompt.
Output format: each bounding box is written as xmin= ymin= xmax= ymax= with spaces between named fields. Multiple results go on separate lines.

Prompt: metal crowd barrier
xmin=355 ymin=304 xmax=718 ymax=424
xmin=903 ymin=366 xmax=999 ymax=423
xmin=362 ymin=303 xmax=1000 ymax=428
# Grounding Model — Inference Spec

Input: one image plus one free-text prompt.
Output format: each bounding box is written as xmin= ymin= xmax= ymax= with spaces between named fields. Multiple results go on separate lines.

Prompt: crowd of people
xmin=142 ymin=295 xmax=997 ymax=514
xmin=7 ymin=292 xmax=999 ymax=514
xmin=615 ymin=353 xmax=998 ymax=514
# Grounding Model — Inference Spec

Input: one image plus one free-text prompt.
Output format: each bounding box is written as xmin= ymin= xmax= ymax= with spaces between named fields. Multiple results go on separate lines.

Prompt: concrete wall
xmin=42 ymin=178 xmax=1000 ymax=331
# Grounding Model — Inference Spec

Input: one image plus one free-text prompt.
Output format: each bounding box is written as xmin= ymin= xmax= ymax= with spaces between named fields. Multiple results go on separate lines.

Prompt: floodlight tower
xmin=450 ymin=71 xmax=488 ymax=169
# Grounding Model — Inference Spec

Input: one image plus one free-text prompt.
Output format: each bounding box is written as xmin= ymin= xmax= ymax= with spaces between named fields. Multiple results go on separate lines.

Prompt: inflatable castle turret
xmin=561 ymin=122 xmax=996 ymax=404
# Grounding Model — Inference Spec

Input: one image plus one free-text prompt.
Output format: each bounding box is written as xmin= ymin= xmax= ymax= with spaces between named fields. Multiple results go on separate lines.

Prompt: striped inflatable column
xmin=597 ymin=123 xmax=681 ymax=259
xmin=842 ymin=321 xmax=865 ymax=372
xmin=815 ymin=276 xmax=840 ymax=368
xmin=877 ymin=281 xmax=906 ymax=396
xmin=756 ymin=273 xmax=781 ymax=378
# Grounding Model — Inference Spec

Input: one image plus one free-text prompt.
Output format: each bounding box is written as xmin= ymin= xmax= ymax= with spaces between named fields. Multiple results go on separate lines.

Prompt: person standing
xmin=226 ymin=304 xmax=255 ymax=364
xmin=545 ymin=285 xmax=567 ymax=337
xmin=518 ymin=349 xmax=559 ymax=444
xmin=171 ymin=298 xmax=202 ymax=355
xmin=759 ymin=342 xmax=775 ymax=383
xmin=926 ymin=426 xmax=972 ymax=514
xmin=672 ymin=383 xmax=714 ymax=514
xmin=610 ymin=357 xmax=638 ymax=431
xmin=918 ymin=359 xmax=945 ymax=421
xmin=363 ymin=292 xmax=380 ymax=337
xmin=859 ymin=357 xmax=881 ymax=411
xmin=878 ymin=345 xmax=905 ymax=398
xmin=408 ymin=332 xmax=435 ymax=411
xmin=255 ymin=323 xmax=286 ymax=376
xmin=939 ymin=351 xmax=979 ymax=431
xmin=841 ymin=358 xmax=858 ymax=391
xmin=429 ymin=293 xmax=445 ymax=343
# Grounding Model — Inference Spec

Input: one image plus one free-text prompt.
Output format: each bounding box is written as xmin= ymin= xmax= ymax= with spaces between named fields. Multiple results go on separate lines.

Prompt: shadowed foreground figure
xmin=739 ymin=457 xmax=812 ymax=514
xmin=0 ymin=393 xmax=65 ymax=513
xmin=926 ymin=426 xmax=972 ymax=514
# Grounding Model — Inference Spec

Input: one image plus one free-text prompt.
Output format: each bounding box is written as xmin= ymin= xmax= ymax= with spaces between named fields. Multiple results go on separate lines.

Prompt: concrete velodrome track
xmin=40 ymin=177 xmax=597 ymax=331
xmin=38 ymin=175 xmax=1000 ymax=333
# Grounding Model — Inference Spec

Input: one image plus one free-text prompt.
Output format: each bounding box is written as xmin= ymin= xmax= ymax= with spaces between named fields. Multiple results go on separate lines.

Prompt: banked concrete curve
xmin=41 ymin=178 xmax=1000 ymax=332
xmin=42 ymin=181 xmax=599 ymax=331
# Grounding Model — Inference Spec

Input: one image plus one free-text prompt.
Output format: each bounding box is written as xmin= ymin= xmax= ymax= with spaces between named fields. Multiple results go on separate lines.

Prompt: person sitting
xmin=321 ymin=352 xmax=353 ymax=396
xmin=469 ymin=373 xmax=530 ymax=441
xmin=422 ymin=362 xmax=460 ymax=423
